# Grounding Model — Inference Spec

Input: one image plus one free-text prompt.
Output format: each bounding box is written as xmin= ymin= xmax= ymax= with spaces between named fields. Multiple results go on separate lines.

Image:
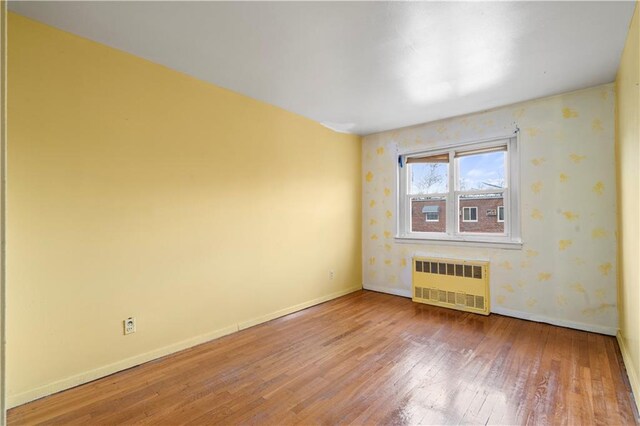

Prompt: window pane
xmin=458 ymin=151 xmax=506 ymax=191
xmin=411 ymin=197 xmax=446 ymax=233
xmin=459 ymin=193 xmax=505 ymax=234
xmin=409 ymin=162 xmax=448 ymax=194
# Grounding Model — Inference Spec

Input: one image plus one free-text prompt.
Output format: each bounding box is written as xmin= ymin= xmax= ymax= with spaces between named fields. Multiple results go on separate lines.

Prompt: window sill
xmin=394 ymin=236 xmax=523 ymax=250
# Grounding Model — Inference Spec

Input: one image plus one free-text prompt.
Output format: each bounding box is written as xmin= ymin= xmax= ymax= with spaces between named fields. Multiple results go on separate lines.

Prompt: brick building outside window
xmin=411 ymin=195 xmax=504 ymax=233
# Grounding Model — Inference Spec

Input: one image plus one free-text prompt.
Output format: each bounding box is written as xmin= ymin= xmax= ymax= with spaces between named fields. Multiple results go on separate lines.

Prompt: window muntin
xmin=398 ymin=137 xmax=519 ymax=244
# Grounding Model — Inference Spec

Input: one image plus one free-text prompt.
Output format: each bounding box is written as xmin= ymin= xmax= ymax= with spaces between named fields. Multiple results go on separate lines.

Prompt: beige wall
xmin=7 ymin=13 xmax=361 ymax=406
xmin=363 ymin=84 xmax=618 ymax=334
xmin=616 ymin=2 xmax=640 ymax=405
xmin=1 ymin=2 xmax=7 ymax=423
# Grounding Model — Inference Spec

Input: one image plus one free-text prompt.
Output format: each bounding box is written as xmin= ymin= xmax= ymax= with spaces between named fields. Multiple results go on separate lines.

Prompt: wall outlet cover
xmin=124 ymin=317 xmax=136 ymax=335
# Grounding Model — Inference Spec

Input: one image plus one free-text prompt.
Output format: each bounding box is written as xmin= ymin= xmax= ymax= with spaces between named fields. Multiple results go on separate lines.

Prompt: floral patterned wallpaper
xmin=362 ymin=84 xmax=617 ymax=334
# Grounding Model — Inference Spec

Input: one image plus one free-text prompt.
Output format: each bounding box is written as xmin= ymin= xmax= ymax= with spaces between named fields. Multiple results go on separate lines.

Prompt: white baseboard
xmin=490 ymin=306 xmax=617 ymax=335
xmin=7 ymin=285 xmax=362 ymax=409
xmin=364 ymin=284 xmax=617 ymax=336
xmin=363 ymin=284 xmax=411 ymax=298
xmin=7 ymin=324 xmax=239 ymax=409
xmin=617 ymin=332 xmax=640 ymax=409
xmin=237 ymin=286 xmax=361 ymax=330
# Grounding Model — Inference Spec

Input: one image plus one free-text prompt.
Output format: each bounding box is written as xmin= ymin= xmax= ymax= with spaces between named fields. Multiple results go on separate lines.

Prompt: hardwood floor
xmin=9 ymin=290 xmax=639 ymax=425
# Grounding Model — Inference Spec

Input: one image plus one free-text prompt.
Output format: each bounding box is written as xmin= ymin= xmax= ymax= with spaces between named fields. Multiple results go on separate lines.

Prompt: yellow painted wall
xmin=616 ymin=2 xmax=640 ymax=405
xmin=7 ymin=13 xmax=362 ymax=406
xmin=1 ymin=1 xmax=7 ymax=422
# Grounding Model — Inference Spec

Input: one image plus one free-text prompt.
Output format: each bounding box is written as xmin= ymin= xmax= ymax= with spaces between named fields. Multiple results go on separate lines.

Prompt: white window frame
xmin=497 ymin=206 xmax=505 ymax=223
xmin=425 ymin=212 xmax=439 ymax=222
xmin=462 ymin=207 xmax=478 ymax=222
xmin=396 ymin=135 xmax=521 ymax=248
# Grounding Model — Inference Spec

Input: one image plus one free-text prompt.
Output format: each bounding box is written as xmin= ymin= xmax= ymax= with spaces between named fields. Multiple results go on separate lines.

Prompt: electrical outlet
xmin=329 ymin=270 xmax=335 ymax=280
xmin=124 ymin=317 xmax=136 ymax=335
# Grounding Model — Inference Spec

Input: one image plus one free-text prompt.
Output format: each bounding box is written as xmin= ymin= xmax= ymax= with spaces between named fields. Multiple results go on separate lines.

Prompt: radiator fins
xmin=414 ymin=287 xmax=486 ymax=311
xmin=414 ymin=260 xmax=483 ymax=279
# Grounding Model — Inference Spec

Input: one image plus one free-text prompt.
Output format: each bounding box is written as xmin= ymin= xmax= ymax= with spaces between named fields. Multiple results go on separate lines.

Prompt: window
xmin=423 ymin=205 xmax=440 ymax=222
xmin=397 ymin=136 xmax=520 ymax=246
xmin=425 ymin=212 xmax=439 ymax=221
xmin=462 ymin=207 xmax=478 ymax=222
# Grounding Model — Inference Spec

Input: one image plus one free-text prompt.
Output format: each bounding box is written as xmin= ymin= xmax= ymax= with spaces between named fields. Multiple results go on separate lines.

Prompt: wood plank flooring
xmin=8 ymin=290 xmax=639 ymax=425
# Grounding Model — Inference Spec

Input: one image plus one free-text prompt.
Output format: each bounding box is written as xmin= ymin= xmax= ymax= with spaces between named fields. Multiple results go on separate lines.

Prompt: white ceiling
xmin=9 ymin=1 xmax=636 ymax=135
